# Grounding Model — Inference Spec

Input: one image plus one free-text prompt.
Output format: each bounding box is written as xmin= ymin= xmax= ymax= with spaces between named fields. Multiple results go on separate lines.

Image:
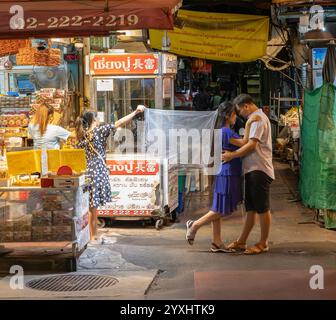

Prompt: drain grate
xmin=26 ymin=274 xmax=118 ymax=292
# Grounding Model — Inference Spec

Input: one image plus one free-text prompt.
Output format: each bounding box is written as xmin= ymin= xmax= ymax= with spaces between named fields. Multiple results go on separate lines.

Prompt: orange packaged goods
xmin=16 ymin=46 xmax=36 ymax=66
xmin=48 ymin=48 xmax=61 ymax=66
xmin=16 ymin=44 xmax=61 ymax=66
xmin=0 ymin=39 xmax=29 ymax=57
xmin=34 ymin=50 xmax=49 ymax=67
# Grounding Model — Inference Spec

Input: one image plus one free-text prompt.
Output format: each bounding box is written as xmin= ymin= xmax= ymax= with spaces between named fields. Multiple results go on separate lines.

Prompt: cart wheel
xmin=155 ymin=219 xmax=164 ymax=230
xmin=171 ymin=210 xmax=177 ymax=222
xmin=97 ymin=218 xmax=106 ymax=228
xmin=68 ymin=257 xmax=77 ymax=272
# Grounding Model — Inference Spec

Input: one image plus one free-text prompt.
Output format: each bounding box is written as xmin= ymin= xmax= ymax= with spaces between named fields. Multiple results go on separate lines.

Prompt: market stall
xmin=0 ymin=149 xmax=89 ymax=271
xmin=0 ymin=39 xmax=75 ymax=151
xmin=274 ymin=106 xmax=302 ymax=172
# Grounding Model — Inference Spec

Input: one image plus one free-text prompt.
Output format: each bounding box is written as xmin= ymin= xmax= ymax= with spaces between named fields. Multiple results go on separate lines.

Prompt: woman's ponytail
xmin=75 ymin=116 xmax=85 ymax=141
xmin=75 ymin=110 xmax=96 ymax=141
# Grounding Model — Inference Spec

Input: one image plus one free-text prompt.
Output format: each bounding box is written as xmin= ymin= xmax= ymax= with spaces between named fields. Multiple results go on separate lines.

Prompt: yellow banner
xmin=149 ymin=10 xmax=269 ymax=63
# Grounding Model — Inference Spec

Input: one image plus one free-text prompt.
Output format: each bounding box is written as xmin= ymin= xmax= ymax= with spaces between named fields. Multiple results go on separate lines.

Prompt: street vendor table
xmin=0 ymin=185 xmax=90 ymax=272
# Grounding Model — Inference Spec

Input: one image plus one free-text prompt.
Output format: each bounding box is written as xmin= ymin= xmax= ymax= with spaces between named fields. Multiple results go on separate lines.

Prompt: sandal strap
xmin=228 ymin=240 xmax=246 ymax=249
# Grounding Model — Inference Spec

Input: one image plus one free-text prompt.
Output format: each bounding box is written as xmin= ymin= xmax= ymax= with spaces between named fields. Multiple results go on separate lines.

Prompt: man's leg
xmin=258 ymin=210 xmax=272 ymax=247
xmin=237 ymin=211 xmax=257 ymax=244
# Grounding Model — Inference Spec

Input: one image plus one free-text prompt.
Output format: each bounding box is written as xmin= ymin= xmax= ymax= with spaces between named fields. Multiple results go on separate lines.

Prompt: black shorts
xmin=244 ymin=170 xmax=273 ymax=214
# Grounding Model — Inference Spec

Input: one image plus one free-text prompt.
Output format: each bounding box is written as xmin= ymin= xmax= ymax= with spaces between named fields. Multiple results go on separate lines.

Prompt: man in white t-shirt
xmin=222 ymin=94 xmax=274 ymax=255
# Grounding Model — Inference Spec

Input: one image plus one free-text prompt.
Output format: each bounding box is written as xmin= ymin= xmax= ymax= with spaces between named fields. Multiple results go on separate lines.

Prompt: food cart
xmin=88 ymin=52 xmax=179 ymax=228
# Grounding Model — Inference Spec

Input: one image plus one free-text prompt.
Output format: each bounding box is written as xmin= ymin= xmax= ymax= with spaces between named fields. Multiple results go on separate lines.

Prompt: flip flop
xmin=185 ymin=220 xmax=196 ymax=245
xmin=244 ymin=243 xmax=269 ymax=255
xmin=210 ymin=243 xmax=234 ymax=253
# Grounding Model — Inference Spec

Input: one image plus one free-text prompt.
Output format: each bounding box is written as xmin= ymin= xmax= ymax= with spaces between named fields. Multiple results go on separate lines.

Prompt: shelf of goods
xmin=30 ymin=88 xmax=67 ymax=126
xmin=0 ymin=96 xmax=30 ymax=149
xmin=0 ymin=149 xmax=88 ymax=272
xmin=275 ymin=107 xmax=301 ymax=171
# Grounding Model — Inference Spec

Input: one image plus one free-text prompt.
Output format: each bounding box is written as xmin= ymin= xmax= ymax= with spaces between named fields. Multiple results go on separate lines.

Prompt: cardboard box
xmin=42 ymin=201 xmax=62 ymax=211
xmin=53 ymin=174 xmax=85 ymax=188
xmin=52 ymin=210 xmax=73 ymax=226
xmin=13 ymin=231 xmax=31 ymax=242
xmin=32 ymin=210 xmax=52 ymax=226
xmin=0 ymin=231 xmax=13 ymax=242
xmin=52 ymin=226 xmax=73 ymax=241
xmin=31 ymin=226 xmax=52 ymax=241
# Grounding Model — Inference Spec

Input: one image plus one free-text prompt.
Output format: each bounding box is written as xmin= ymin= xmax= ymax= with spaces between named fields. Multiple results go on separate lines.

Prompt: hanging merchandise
xmin=16 ymin=41 xmax=61 ymax=67
xmin=0 ymin=40 xmax=29 ymax=58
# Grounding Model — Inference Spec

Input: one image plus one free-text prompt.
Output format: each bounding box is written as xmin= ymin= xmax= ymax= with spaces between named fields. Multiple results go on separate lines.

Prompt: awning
xmin=0 ymin=0 xmax=182 ymax=39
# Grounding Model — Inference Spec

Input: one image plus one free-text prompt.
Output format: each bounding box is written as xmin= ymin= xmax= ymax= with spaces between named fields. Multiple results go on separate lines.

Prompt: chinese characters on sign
xmin=97 ymin=160 xmax=161 ymax=217
xmin=90 ymin=54 xmax=159 ymax=75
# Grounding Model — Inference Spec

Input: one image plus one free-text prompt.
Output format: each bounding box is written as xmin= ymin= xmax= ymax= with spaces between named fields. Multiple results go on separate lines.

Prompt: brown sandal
xmin=227 ymin=240 xmax=247 ymax=252
xmin=244 ymin=243 xmax=269 ymax=255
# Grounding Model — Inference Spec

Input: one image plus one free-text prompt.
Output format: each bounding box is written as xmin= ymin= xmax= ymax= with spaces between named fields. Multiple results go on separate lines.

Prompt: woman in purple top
xmin=185 ymin=101 xmax=260 ymax=252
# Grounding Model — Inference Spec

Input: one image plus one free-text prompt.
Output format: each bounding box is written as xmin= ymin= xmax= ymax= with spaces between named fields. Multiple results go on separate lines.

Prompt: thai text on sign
xmin=106 ymin=160 xmax=160 ymax=175
xmin=90 ymin=54 xmax=159 ymax=75
xmin=149 ymin=10 xmax=269 ymax=63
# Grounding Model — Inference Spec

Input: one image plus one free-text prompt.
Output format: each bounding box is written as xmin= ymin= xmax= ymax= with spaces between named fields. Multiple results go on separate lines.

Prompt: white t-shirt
xmin=28 ymin=123 xmax=71 ymax=150
xmin=242 ymin=109 xmax=275 ymax=180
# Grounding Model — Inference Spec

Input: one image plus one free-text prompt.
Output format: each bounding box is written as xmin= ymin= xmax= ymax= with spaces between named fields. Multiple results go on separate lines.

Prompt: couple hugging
xmin=186 ymin=94 xmax=274 ymax=255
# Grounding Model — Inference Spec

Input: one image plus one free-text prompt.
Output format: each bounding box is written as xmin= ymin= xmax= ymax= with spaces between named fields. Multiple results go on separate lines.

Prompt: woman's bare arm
xmin=114 ymin=105 xmax=145 ymax=128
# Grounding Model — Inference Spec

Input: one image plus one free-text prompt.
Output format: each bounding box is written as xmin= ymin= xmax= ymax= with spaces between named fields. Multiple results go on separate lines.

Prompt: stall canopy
xmin=0 ymin=0 xmax=182 ymax=39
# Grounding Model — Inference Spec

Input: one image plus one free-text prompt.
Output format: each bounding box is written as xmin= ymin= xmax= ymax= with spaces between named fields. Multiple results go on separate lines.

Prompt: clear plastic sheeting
xmin=143 ymin=109 xmax=222 ymax=175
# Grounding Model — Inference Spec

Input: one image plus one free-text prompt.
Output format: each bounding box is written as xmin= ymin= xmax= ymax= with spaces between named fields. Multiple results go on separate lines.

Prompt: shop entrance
xmin=93 ymin=77 xmax=157 ymax=124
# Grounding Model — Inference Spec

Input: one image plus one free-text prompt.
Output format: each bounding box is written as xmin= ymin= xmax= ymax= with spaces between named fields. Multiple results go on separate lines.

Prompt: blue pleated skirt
xmin=210 ymin=174 xmax=242 ymax=216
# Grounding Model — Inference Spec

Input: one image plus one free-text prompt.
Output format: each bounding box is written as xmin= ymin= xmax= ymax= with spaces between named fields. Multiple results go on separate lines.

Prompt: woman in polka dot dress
xmin=75 ymin=105 xmax=146 ymax=240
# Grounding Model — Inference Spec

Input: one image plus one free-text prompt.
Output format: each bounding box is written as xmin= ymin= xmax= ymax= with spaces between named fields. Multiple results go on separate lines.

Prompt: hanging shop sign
xmin=0 ymin=0 xmax=181 ymax=39
xmin=149 ymin=10 xmax=269 ymax=63
xmin=97 ymin=159 xmax=161 ymax=216
xmin=89 ymin=53 xmax=159 ymax=76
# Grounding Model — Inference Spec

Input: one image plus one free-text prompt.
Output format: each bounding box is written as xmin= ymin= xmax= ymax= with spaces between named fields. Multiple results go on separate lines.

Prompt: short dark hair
xmin=233 ymin=94 xmax=255 ymax=108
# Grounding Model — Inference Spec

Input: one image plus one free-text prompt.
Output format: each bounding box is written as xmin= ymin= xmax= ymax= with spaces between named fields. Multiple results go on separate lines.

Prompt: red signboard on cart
xmin=97 ymin=159 xmax=161 ymax=217
xmin=90 ymin=53 xmax=159 ymax=76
